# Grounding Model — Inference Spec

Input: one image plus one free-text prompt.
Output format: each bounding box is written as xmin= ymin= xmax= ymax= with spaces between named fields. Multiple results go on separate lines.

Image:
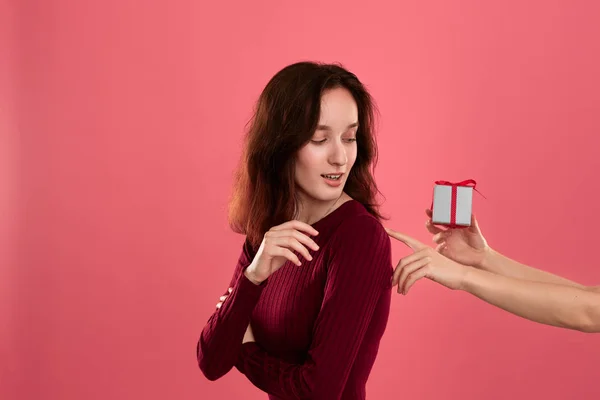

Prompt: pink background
xmin=3 ymin=0 xmax=600 ymax=399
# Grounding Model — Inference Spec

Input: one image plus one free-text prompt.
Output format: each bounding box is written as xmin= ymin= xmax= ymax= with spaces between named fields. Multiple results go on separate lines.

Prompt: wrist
xmin=459 ymin=266 xmax=473 ymax=292
xmin=479 ymin=247 xmax=500 ymax=272
xmin=460 ymin=266 xmax=482 ymax=293
xmin=244 ymin=268 xmax=264 ymax=285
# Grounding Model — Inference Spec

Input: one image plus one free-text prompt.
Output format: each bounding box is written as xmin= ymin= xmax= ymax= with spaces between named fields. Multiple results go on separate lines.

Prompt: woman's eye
xmin=311 ymin=139 xmax=327 ymax=144
xmin=345 ymin=138 xmax=357 ymax=143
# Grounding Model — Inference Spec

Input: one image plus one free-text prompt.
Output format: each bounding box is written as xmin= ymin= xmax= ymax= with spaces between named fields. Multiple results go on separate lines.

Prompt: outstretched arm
xmin=423 ymin=209 xmax=586 ymax=288
xmin=387 ymin=228 xmax=600 ymax=333
xmin=479 ymin=247 xmax=586 ymax=288
xmin=463 ymin=266 xmax=600 ymax=332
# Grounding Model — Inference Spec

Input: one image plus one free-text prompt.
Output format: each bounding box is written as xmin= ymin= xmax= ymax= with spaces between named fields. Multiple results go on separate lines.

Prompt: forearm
xmin=480 ymin=248 xmax=585 ymax=288
xmin=197 ymin=271 xmax=265 ymax=380
xmin=236 ymin=343 xmax=311 ymax=399
xmin=462 ymin=267 xmax=600 ymax=332
xmin=236 ymin=290 xmax=390 ymax=399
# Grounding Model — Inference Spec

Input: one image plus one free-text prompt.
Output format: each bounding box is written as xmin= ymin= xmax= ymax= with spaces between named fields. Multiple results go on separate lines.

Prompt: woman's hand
xmin=385 ymin=228 xmax=471 ymax=294
xmin=245 ymin=220 xmax=320 ymax=284
xmin=215 ymin=289 xmax=256 ymax=343
xmin=215 ymin=287 xmax=232 ymax=309
xmin=425 ymin=209 xmax=489 ymax=268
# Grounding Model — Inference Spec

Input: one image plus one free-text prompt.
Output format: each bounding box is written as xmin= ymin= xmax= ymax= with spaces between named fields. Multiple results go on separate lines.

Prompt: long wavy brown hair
xmin=228 ymin=61 xmax=385 ymax=248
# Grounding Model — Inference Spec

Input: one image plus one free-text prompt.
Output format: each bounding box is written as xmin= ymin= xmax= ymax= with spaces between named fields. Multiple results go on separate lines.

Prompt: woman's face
xmin=295 ymin=87 xmax=359 ymax=205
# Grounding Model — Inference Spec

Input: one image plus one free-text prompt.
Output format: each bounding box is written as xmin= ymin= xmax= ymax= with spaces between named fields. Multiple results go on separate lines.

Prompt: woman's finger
xmin=426 ymin=209 xmax=452 ymax=231
xmin=432 ymin=230 xmax=450 ymax=244
xmin=219 ymin=295 xmax=227 ymax=301
xmin=272 ymin=246 xmax=302 ymax=266
xmin=270 ymin=220 xmax=319 ymax=237
xmin=391 ymin=251 xmax=424 ymax=286
xmin=216 ymin=302 xmax=223 ymax=309
xmin=385 ymin=228 xmax=425 ymax=251
xmin=469 ymin=213 xmax=483 ymax=234
xmin=403 ymin=265 xmax=431 ymax=294
xmin=265 ymin=235 xmax=312 ymax=263
xmin=392 ymin=259 xmax=404 ymax=287
xmin=425 ymin=219 xmax=445 ymax=235
xmin=398 ymin=256 xmax=431 ymax=293
xmin=392 ymin=249 xmax=429 ymax=286
xmin=266 ymin=229 xmax=319 ymax=251
xmin=435 ymin=243 xmax=447 ymax=253
xmin=273 ymin=236 xmax=313 ymax=262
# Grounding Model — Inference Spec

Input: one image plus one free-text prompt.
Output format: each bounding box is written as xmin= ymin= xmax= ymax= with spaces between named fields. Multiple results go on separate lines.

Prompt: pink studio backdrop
xmin=2 ymin=0 xmax=19 ymax=397
xmin=3 ymin=0 xmax=600 ymax=399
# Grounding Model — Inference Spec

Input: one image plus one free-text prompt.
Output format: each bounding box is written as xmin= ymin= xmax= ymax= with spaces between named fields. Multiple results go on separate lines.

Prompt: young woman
xmin=386 ymin=209 xmax=600 ymax=333
xmin=197 ymin=61 xmax=393 ymax=399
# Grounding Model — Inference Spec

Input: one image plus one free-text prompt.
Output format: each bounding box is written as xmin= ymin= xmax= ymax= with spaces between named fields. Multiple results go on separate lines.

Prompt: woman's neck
xmin=296 ymin=192 xmax=351 ymax=225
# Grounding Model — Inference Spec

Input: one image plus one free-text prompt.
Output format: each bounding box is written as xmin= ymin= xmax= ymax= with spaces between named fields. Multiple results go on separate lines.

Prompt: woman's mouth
xmin=321 ymin=173 xmax=344 ymax=187
xmin=321 ymin=174 xmax=342 ymax=181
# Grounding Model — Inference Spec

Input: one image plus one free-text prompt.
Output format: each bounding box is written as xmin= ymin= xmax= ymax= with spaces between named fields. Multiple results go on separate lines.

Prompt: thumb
xmin=470 ymin=213 xmax=482 ymax=233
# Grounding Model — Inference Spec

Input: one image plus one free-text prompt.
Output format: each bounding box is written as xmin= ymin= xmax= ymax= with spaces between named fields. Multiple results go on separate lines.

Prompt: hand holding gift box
xmin=431 ymin=179 xmax=483 ymax=228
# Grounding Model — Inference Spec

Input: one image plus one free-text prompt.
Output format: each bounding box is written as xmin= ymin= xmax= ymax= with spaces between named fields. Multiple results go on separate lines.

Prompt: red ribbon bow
xmin=434 ymin=179 xmax=477 ymax=188
xmin=431 ymin=179 xmax=485 ymax=228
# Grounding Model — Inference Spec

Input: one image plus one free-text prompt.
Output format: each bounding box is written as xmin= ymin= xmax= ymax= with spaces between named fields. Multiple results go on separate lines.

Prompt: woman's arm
xmin=199 ymin=220 xmax=320 ymax=381
xmin=196 ymin=239 xmax=265 ymax=381
xmin=235 ymin=216 xmax=393 ymax=399
xmin=387 ymin=228 xmax=600 ymax=333
xmin=480 ymin=247 xmax=586 ymax=288
xmin=463 ymin=267 xmax=600 ymax=332
xmin=424 ymin=209 xmax=586 ymax=288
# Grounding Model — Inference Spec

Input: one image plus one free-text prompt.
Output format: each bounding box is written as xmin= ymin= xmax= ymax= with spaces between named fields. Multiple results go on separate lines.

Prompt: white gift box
xmin=431 ymin=182 xmax=474 ymax=227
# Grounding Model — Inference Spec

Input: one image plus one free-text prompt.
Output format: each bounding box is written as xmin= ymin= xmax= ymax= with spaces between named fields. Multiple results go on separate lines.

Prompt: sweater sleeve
xmin=196 ymin=238 xmax=266 ymax=381
xmin=235 ymin=215 xmax=393 ymax=399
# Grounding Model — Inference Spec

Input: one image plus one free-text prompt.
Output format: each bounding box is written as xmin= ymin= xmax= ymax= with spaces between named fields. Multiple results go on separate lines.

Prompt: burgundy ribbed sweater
xmin=197 ymin=200 xmax=393 ymax=399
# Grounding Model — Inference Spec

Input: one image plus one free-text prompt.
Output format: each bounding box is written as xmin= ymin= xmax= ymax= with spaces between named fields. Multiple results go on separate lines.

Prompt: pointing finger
xmin=385 ymin=228 xmax=425 ymax=250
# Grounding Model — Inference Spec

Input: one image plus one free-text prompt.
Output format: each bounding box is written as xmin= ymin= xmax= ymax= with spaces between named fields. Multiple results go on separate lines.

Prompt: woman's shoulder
xmin=326 ymin=201 xmax=392 ymax=282
xmin=329 ymin=200 xmax=389 ymax=246
xmin=338 ymin=198 xmax=384 ymax=224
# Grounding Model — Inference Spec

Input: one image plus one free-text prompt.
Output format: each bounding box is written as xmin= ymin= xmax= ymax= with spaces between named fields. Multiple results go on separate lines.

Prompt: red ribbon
xmin=431 ymin=179 xmax=485 ymax=228
xmin=434 ymin=179 xmax=477 ymax=188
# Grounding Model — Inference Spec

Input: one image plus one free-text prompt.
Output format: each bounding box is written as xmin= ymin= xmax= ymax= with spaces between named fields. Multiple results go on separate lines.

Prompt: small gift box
xmin=431 ymin=179 xmax=478 ymax=227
